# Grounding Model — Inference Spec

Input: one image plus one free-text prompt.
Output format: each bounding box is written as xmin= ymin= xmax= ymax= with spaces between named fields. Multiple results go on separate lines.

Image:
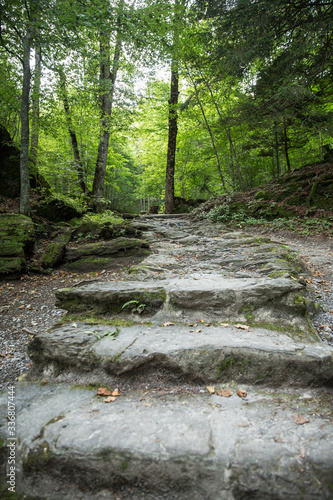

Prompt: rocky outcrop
xmin=0 ymin=126 xmax=50 ymax=198
xmin=0 ymin=214 xmax=35 ymax=276
xmin=36 ymin=196 xmax=85 ymax=222
xmin=39 ymin=229 xmax=72 ymax=269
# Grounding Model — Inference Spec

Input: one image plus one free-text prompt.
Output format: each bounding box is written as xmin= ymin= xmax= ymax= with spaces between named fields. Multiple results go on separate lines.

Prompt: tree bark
xmin=20 ymin=31 xmax=32 ymax=216
xmin=274 ymin=121 xmax=280 ymax=178
xmin=92 ymin=0 xmax=123 ymax=201
xmin=58 ymin=68 xmax=87 ymax=193
xmin=30 ymin=45 xmax=41 ymax=173
xmin=190 ymin=73 xmax=228 ymax=192
xmin=203 ymin=77 xmax=244 ymax=191
xmin=283 ymin=115 xmax=291 ymax=173
xmin=165 ymin=60 xmax=179 ymax=214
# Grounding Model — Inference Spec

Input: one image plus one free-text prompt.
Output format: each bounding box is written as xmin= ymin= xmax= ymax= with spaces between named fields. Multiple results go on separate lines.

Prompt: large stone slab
xmin=55 ymin=276 xmax=315 ymax=336
xmin=27 ymin=322 xmax=333 ymax=387
xmin=1 ymin=382 xmax=332 ymax=499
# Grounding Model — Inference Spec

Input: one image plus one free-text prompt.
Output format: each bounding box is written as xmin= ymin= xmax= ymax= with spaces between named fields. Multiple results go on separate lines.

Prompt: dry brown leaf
xmin=145 ymin=402 xmax=152 ymax=407
xmin=220 ymin=323 xmax=229 ymax=327
xmin=234 ymin=324 xmax=249 ymax=330
xmin=104 ymin=396 xmax=116 ymax=403
xmin=237 ymin=389 xmax=247 ymax=398
xmin=292 ymin=414 xmax=310 ymax=425
xmin=196 ymin=329 xmax=202 ymax=333
xmin=112 ymin=390 xmax=120 ymax=397
xmin=163 ymin=321 xmax=175 ymax=327
xmin=97 ymin=387 xmax=111 ymax=396
xmin=206 ymin=385 xmax=216 ymax=395
xmin=217 ymin=389 xmax=232 ymax=398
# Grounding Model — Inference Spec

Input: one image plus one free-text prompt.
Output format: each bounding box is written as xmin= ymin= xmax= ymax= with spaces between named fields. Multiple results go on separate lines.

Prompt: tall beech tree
xmin=0 ymin=0 xmax=43 ymax=215
xmin=92 ymin=0 xmax=124 ymax=202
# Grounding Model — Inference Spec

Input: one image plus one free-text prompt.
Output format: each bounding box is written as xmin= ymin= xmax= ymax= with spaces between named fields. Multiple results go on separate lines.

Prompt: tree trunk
xmin=58 ymin=68 xmax=87 ymax=193
xmin=30 ymin=45 xmax=41 ymax=173
xmin=274 ymin=121 xmax=280 ymax=178
xmin=203 ymin=77 xmax=244 ymax=191
xmin=283 ymin=115 xmax=291 ymax=173
xmin=189 ymin=73 xmax=228 ymax=192
xmin=165 ymin=61 xmax=179 ymax=214
xmin=92 ymin=0 xmax=123 ymax=201
xmin=20 ymin=32 xmax=32 ymax=216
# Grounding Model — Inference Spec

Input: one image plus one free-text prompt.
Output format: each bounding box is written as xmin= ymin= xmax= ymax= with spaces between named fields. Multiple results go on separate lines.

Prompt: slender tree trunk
xmin=190 ymin=74 xmax=228 ymax=192
xmin=203 ymin=77 xmax=244 ymax=191
xmin=20 ymin=32 xmax=32 ymax=216
xmin=283 ymin=115 xmax=291 ymax=173
xmin=92 ymin=0 xmax=123 ymax=201
xmin=274 ymin=121 xmax=280 ymax=178
xmin=58 ymin=68 xmax=87 ymax=193
xmin=165 ymin=60 xmax=179 ymax=214
xmin=30 ymin=45 xmax=41 ymax=173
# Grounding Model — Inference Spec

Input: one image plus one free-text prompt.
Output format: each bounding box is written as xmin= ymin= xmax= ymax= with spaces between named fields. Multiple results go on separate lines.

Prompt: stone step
xmin=55 ymin=276 xmax=317 ymax=339
xmin=1 ymin=382 xmax=332 ymax=499
xmin=27 ymin=322 xmax=333 ymax=387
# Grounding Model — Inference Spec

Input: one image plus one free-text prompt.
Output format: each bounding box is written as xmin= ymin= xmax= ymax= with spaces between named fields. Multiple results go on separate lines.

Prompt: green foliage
xmin=89 ymin=328 xmax=121 ymax=340
xmin=80 ymin=211 xmax=124 ymax=226
xmin=205 ymin=204 xmax=333 ymax=238
xmin=121 ymin=300 xmax=146 ymax=314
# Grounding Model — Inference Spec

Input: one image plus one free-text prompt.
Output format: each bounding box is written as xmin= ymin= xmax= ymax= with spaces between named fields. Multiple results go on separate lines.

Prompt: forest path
xmin=1 ymin=215 xmax=333 ymax=499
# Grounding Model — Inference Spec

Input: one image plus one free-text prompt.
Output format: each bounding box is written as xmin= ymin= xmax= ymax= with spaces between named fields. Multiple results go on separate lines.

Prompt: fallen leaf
xmin=220 ymin=323 xmax=229 ymax=327
xmin=217 ymin=389 xmax=232 ymax=397
xmin=104 ymin=396 xmax=116 ymax=403
xmin=196 ymin=329 xmax=202 ymax=333
xmin=206 ymin=385 xmax=216 ymax=395
xmin=234 ymin=324 xmax=249 ymax=330
xmin=97 ymin=387 xmax=111 ymax=396
xmin=145 ymin=402 xmax=152 ymax=407
xmin=237 ymin=389 xmax=247 ymax=398
xmin=162 ymin=321 xmax=175 ymax=327
xmin=112 ymin=390 xmax=120 ymax=397
xmin=292 ymin=414 xmax=310 ymax=425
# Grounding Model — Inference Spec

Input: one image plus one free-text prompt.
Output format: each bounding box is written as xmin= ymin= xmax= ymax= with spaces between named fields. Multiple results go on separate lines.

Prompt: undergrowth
xmin=80 ymin=210 xmax=124 ymax=226
xmin=202 ymin=206 xmax=333 ymax=237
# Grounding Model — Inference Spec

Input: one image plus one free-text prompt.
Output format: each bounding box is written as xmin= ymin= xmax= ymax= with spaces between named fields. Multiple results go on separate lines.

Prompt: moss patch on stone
xmin=24 ymin=441 xmax=51 ymax=469
xmin=0 ymin=214 xmax=35 ymax=276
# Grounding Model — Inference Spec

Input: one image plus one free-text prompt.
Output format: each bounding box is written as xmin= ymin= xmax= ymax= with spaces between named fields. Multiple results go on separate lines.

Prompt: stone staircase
xmin=1 ymin=216 xmax=333 ymax=499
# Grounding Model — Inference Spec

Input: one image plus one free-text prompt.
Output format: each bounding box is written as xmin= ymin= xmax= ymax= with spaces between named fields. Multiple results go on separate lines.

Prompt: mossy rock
xmin=0 ymin=214 xmax=35 ymax=255
xmin=0 ymin=256 xmax=26 ymax=275
xmin=71 ymin=221 xmax=141 ymax=241
xmin=0 ymin=214 xmax=35 ymax=276
xmin=39 ymin=229 xmax=72 ymax=269
xmin=36 ymin=196 xmax=85 ymax=222
xmin=65 ymin=237 xmax=149 ymax=262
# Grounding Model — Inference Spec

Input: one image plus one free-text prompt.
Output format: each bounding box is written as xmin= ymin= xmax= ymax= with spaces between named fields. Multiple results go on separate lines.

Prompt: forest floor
xmin=1 ymin=221 xmax=333 ymax=393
